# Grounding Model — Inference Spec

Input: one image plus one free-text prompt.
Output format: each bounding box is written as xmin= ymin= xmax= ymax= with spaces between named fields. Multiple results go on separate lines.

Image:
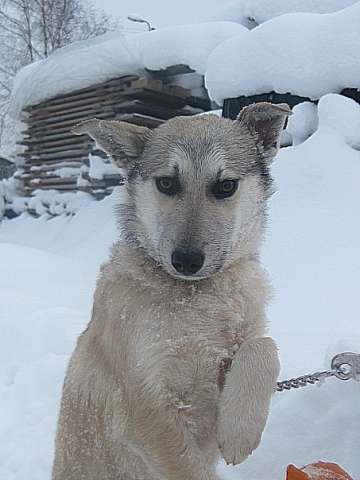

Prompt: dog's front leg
xmin=127 ymin=386 xmax=218 ymax=480
xmin=217 ymin=336 xmax=280 ymax=465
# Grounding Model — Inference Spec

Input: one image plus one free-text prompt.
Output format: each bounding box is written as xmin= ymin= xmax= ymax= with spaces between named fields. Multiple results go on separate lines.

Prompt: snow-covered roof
xmin=206 ymin=2 xmax=360 ymax=104
xmin=10 ymin=22 xmax=246 ymax=114
xmin=214 ymin=0 xmax=358 ymax=27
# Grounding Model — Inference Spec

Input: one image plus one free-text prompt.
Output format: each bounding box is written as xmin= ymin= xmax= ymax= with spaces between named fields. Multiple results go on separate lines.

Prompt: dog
xmin=52 ymin=102 xmax=290 ymax=480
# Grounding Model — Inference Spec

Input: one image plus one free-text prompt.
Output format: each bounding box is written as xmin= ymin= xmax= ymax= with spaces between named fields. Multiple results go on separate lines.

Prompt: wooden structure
xmin=222 ymin=88 xmax=360 ymax=119
xmin=0 ymin=156 xmax=15 ymax=179
xmin=17 ymin=67 xmax=210 ymax=199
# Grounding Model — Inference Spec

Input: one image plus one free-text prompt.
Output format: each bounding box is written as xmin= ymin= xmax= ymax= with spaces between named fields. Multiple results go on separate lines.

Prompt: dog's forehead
xmin=143 ymin=115 xmax=257 ymax=176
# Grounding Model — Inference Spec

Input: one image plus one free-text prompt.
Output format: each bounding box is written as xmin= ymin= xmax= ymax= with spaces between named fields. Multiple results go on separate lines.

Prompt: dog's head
xmin=74 ymin=103 xmax=290 ymax=280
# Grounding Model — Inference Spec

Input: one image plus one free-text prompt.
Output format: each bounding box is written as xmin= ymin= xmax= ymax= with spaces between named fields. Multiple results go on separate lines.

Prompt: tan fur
xmin=53 ymin=103 xmax=290 ymax=480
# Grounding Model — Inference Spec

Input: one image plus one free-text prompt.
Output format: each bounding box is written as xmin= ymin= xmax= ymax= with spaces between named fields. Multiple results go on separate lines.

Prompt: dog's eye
xmin=155 ymin=177 xmax=180 ymax=196
xmin=212 ymin=179 xmax=239 ymax=199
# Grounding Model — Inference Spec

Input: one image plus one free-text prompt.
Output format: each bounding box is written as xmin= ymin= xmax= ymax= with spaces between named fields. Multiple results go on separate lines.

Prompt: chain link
xmin=276 ymin=352 xmax=360 ymax=393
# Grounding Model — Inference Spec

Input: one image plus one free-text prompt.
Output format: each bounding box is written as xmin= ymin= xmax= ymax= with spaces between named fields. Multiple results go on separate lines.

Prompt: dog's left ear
xmin=237 ymin=102 xmax=292 ymax=162
xmin=72 ymin=119 xmax=152 ymax=169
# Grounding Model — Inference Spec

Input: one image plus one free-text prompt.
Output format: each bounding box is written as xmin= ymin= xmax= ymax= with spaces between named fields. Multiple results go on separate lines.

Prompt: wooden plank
xmin=24 ymin=143 xmax=91 ymax=155
xmin=113 ymin=99 xmax=198 ymax=119
xmin=23 ymin=161 xmax=85 ymax=172
xmin=20 ymin=136 xmax=89 ymax=148
xmin=24 ymin=75 xmax=139 ymax=111
xmin=20 ymin=170 xmax=81 ymax=180
xmin=124 ymin=87 xmax=187 ymax=107
xmin=20 ymin=130 xmax=85 ymax=143
xmin=20 ymin=148 xmax=90 ymax=160
xmin=27 ymin=106 xmax=115 ymax=127
xmin=28 ymin=93 xmax=127 ymax=120
xmin=24 ymin=156 xmax=89 ymax=167
xmin=146 ymin=64 xmax=195 ymax=77
xmin=26 ymin=111 xmax=115 ymax=134
xmin=82 ymin=172 xmax=122 ymax=186
xmin=115 ymin=112 xmax=164 ymax=128
xmin=130 ymin=78 xmax=163 ymax=92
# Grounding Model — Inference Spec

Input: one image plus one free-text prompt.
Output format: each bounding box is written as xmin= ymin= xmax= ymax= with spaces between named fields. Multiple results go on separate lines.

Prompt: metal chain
xmin=276 ymin=352 xmax=360 ymax=392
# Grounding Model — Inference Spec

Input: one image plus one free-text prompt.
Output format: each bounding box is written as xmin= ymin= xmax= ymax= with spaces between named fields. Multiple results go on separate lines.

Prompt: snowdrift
xmin=214 ymin=0 xmax=358 ymax=27
xmin=206 ymin=2 xmax=360 ymax=103
xmin=0 ymin=94 xmax=359 ymax=479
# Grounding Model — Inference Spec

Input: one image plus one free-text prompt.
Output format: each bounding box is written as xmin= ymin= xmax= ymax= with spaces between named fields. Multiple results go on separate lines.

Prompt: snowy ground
xmin=1 ymin=102 xmax=360 ymax=479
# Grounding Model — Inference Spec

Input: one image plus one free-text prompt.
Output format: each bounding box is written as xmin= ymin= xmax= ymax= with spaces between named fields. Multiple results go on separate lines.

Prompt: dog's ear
xmin=237 ymin=102 xmax=292 ymax=162
xmin=72 ymin=119 xmax=152 ymax=168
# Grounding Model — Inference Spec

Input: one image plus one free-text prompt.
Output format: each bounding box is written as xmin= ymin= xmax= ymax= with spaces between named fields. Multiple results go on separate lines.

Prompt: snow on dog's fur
xmin=52 ymin=103 xmax=291 ymax=480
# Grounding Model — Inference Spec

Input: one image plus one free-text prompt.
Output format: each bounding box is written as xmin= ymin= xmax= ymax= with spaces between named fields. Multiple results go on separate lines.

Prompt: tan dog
xmin=52 ymin=102 xmax=290 ymax=480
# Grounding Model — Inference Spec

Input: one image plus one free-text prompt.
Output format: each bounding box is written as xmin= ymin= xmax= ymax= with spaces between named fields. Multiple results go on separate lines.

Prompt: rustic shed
xmin=16 ymin=66 xmax=211 ymax=199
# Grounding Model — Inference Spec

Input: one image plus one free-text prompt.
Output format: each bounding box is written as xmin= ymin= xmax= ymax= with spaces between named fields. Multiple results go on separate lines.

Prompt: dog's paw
xmin=217 ymin=420 xmax=263 ymax=465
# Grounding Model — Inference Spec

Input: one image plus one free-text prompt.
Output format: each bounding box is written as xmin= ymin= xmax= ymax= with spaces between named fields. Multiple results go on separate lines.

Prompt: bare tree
xmin=0 ymin=0 xmax=117 ymax=145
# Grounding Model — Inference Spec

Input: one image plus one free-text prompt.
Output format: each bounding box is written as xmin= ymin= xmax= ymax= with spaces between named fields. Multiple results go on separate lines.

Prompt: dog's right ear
xmin=237 ymin=102 xmax=292 ymax=162
xmin=72 ymin=119 xmax=152 ymax=168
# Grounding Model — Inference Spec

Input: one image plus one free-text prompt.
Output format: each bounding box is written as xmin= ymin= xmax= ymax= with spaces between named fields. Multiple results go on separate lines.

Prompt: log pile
xmin=17 ymin=69 xmax=211 ymax=199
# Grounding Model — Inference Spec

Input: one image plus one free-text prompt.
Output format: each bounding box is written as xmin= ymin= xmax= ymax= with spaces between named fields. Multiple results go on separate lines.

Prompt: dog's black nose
xmin=171 ymin=248 xmax=205 ymax=276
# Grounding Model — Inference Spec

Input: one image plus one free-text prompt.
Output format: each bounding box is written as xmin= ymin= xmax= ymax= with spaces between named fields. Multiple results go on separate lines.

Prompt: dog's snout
xmin=171 ymin=248 xmax=205 ymax=276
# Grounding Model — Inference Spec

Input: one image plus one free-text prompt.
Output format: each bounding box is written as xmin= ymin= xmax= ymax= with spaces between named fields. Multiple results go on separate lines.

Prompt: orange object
xmin=286 ymin=461 xmax=353 ymax=480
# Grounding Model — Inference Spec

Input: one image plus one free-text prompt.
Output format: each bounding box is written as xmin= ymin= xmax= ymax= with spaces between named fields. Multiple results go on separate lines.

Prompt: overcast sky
xmin=95 ymin=0 xmax=236 ymax=30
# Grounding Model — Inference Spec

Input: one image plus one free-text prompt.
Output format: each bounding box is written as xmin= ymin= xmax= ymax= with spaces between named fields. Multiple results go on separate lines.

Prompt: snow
xmin=10 ymin=22 xmax=246 ymax=115
xmin=5 ymin=188 xmax=94 ymax=217
xmin=318 ymin=94 xmax=360 ymax=150
xmin=206 ymin=2 xmax=360 ymax=104
xmin=214 ymin=0 xmax=358 ymax=27
xmin=1 ymin=94 xmax=360 ymax=479
xmin=88 ymin=154 xmax=121 ymax=179
xmin=286 ymin=102 xmax=319 ymax=146
xmin=135 ymin=22 xmax=247 ymax=74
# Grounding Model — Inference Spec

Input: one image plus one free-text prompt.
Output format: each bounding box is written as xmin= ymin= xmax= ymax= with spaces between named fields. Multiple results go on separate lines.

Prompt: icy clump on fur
xmin=213 ymin=0 xmax=357 ymax=27
xmin=206 ymin=3 xmax=360 ymax=104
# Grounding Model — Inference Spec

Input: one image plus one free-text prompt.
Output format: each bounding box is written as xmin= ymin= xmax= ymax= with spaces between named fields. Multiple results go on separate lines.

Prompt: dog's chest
xmin=127 ymin=286 xmax=245 ymax=427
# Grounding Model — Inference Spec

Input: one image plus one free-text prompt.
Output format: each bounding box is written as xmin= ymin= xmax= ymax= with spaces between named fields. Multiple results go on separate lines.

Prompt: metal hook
xmin=331 ymin=352 xmax=360 ymax=381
